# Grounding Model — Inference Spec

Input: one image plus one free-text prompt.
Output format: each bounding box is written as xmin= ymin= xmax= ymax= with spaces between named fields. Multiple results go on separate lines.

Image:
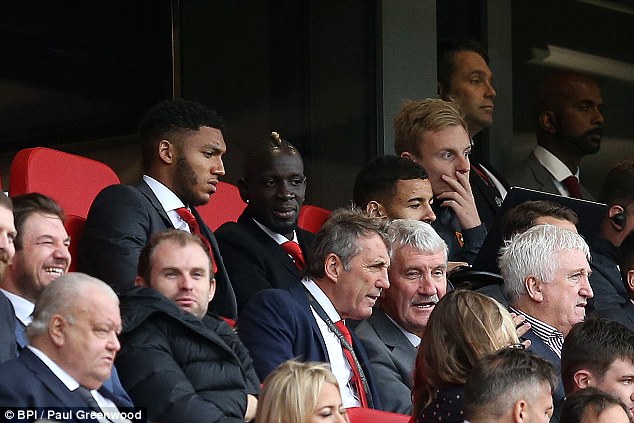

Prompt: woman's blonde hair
xmin=257 ymin=360 xmax=343 ymax=423
xmin=412 ymin=290 xmax=519 ymax=417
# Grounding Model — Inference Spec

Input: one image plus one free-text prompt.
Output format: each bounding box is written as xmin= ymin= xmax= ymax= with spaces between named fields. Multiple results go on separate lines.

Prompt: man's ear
xmin=573 ymin=369 xmax=592 ymax=390
xmin=324 ymin=253 xmax=342 ymax=282
xmin=158 ymin=139 xmax=175 ymax=164
xmin=400 ymin=151 xmax=414 ymax=162
xmin=134 ymin=276 xmax=148 ymax=287
xmin=365 ymin=201 xmax=386 ymax=218
xmin=208 ymin=277 xmax=216 ymax=303
xmin=627 ymin=269 xmax=634 ymax=293
xmin=49 ymin=315 xmax=66 ymax=347
xmin=525 ymin=275 xmax=544 ymax=302
xmin=538 ymin=111 xmax=558 ymax=134
xmin=513 ymin=400 xmax=528 ymax=423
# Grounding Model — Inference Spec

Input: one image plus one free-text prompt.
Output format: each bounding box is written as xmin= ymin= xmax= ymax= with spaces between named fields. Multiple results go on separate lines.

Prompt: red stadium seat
xmin=196 ymin=181 xmax=246 ymax=231
xmin=346 ymin=407 xmax=411 ymax=423
xmin=297 ymin=204 xmax=331 ymax=233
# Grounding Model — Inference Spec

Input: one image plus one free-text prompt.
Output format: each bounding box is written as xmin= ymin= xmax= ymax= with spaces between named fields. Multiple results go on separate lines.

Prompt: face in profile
xmin=524 ymin=380 xmax=555 ymax=423
xmin=331 ymin=233 xmax=390 ymax=320
xmin=591 ymin=358 xmax=634 ymax=416
xmin=310 ymin=382 xmax=349 ymax=423
xmin=10 ymin=212 xmax=71 ymax=302
xmin=241 ymin=151 xmax=306 ymax=239
xmin=442 ymin=50 xmax=496 ymax=136
xmin=172 ymin=126 xmax=226 ymax=207
xmin=377 ymin=179 xmax=435 ymax=223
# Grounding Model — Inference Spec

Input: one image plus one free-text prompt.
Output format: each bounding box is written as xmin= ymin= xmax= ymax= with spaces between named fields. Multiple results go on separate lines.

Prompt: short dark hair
xmin=305 ymin=207 xmax=389 ymax=280
xmin=464 ymin=348 xmax=558 ymax=421
xmin=137 ymin=229 xmax=211 ymax=283
xmin=561 ymin=318 xmax=634 ymax=395
xmin=242 ymin=132 xmax=302 ymax=177
xmin=0 ymin=192 xmax=12 ymax=211
xmin=599 ymin=160 xmax=634 ymax=208
xmin=437 ymin=39 xmax=489 ymax=94
xmin=501 ymin=200 xmax=579 ymax=240
xmin=12 ymin=193 xmax=65 ymax=250
xmin=560 ymin=387 xmax=631 ymax=423
xmin=619 ymin=231 xmax=634 ymax=288
xmin=353 ymin=155 xmax=428 ymax=209
xmin=138 ymin=98 xmax=224 ymax=168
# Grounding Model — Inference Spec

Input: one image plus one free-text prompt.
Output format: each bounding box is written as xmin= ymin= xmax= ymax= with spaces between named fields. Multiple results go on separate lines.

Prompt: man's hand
xmin=510 ymin=312 xmax=532 ymax=349
xmin=245 ymin=394 xmax=258 ymax=422
xmin=437 ymin=172 xmax=482 ymax=229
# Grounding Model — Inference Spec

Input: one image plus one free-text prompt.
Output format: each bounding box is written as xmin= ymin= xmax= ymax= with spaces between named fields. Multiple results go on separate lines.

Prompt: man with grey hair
xmin=498 ymin=224 xmax=594 ymax=407
xmin=354 ymin=219 xmax=448 ymax=414
xmin=238 ymin=208 xmax=389 ymax=410
xmin=0 ymin=273 xmax=134 ymax=417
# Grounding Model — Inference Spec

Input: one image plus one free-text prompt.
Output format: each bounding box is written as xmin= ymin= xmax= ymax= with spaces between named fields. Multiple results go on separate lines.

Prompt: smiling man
xmin=215 ymin=132 xmax=315 ymax=312
xmin=115 ymin=230 xmax=260 ymax=423
xmin=355 ymin=219 xmax=448 ymax=414
xmin=509 ymin=71 xmax=604 ymax=200
xmin=499 ymin=224 xmax=594 ymax=408
xmin=238 ymin=208 xmax=390 ymax=409
xmin=79 ymin=98 xmax=237 ymax=318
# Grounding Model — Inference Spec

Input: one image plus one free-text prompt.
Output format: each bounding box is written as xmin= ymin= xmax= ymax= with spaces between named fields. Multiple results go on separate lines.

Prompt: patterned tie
xmin=562 ymin=175 xmax=582 ymax=199
xmin=334 ymin=320 xmax=369 ymax=408
xmin=175 ymin=207 xmax=218 ymax=274
xmin=281 ymin=241 xmax=306 ymax=270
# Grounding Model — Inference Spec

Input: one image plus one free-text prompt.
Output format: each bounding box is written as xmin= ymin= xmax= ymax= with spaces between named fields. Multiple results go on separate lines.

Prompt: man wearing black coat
xmin=216 ymin=132 xmax=315 ymax=312
xmin=116 ymin=230 xmax=259 ymax=423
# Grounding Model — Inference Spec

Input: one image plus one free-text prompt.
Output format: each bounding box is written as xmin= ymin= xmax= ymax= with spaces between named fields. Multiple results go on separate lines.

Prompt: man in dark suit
xmin=509 ymin=71 xmax=603 ymax=200
xmin=215 ymin=132 xmax=315 ymax=312
xmin=79 ymin=98 xmax=237 ymax=318
xmin=498 ymin=224 xmax=595 ymax=407
xmin=237 ymin=208 xmax=389 ymax=410
xmin=355 ymin=219 xmax=448 ymax=414
xmin=0 ymin=273 xmax=135 ymax=421
xmin=596 ymin=231 xmax=634 ymax=331
xmin=0 ymin=192 xmax=17 ymax=362
xmin=437 ymin=39 xmax=509 ymax=231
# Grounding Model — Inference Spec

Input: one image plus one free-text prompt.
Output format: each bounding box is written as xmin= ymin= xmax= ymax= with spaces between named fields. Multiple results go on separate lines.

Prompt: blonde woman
xmin=412 ymin=290 xmax=521 ymax=423
xmin=257 ymin=360 xmax=349 ymax=423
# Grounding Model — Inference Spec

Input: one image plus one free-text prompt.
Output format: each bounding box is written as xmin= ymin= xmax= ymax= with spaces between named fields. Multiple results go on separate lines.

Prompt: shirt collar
xmin=28 ymin=345 xmax=80 ymax=391
xmin=1 ymin=289 xmax=34 ymax=326
xmin=143 ymin=175 xmax=187 ymax=229
xmin=385 ymin=312 xmax=421 ymax=347
xmin=302 ymin=278 xmax=341 ymax=322
xmin=533 ymin=146 xmax=580 ymax=181
xmin=252 ymin=218 xmax=298 ymax=245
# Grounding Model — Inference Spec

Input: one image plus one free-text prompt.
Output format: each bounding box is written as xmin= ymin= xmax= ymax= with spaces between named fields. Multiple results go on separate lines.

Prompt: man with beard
xmin=509 ymin=71 xmax=604 ymax=200
xmin=354 ymin=219 xmax=447 ymax=414
xmin=79 ymin=98 xmax=237 ymax=318
xmin=0 ymin=192 xmax=17 ymax=362
xmin=215 ymin=132 xmax=315 ymax=312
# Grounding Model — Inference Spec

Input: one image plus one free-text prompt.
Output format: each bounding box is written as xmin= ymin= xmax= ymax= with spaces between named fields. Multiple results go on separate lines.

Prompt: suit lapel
xmin=527 ymin=153 xmax=559 ymax=193
xmin=288 ymin=284 xmax=329 ymax=359
xmin=135 ymin=181 xmax=172 ymax=226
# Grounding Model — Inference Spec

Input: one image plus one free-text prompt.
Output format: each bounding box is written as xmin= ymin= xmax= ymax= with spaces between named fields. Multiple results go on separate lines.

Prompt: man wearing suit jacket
xmin=216 ymin=132 xmax=315 ymax=312
xmin=79 ymin=98 xmax=237 ymax=318
xmin=0 ymin=273 xmax=135 ymax=422
xmin=499 ymin=224 xmax=594 ymax=408
xmin=237 ymin=208 xmax=389 ymax=409
xmin=0 ymin=192 xmax=17 ymax=362
xmin=437 ymin=39 xmax=509 ymax=231
xmin=355 ymin=219 xmax=448 ymax=414
xmin=509 ymin=71 xmax=603 ymax=201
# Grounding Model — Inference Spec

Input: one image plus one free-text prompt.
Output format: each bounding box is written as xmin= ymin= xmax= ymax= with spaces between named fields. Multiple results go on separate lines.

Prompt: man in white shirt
xmin=237 ymin=208 xmax=390 ymax=410
xmin=0 ymin=273 xmax=135 ymax=422
xmin=509 ymin=71 xmax=603 ymax=200
xmin=79 ymin=98 xmax=237 ymax=318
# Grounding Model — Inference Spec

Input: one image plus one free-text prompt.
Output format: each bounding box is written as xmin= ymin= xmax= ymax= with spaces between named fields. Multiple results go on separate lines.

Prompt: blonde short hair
xmin=257 ymin=360 xmax=342 ymax=423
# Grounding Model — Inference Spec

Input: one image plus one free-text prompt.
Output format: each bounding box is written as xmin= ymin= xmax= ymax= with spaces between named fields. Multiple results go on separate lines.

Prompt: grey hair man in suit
xmin=354 ymin=218 xmax=448 ymax=414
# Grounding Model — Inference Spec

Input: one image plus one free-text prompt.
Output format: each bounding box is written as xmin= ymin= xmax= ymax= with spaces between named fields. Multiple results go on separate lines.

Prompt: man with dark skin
xmin=215 ymin=132 xmax=315 ymax=312
xmin=509 ymin=71 xmax=604 ymax=199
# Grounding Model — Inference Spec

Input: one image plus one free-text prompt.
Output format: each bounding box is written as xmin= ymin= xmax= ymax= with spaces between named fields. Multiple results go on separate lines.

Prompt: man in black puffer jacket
xmin=115 ymin=229 xmax=260 ymax=423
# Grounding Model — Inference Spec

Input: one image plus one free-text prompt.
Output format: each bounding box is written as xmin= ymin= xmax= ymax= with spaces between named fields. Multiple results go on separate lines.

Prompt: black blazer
xmin=0 ymin=349 xmax=133 ymax=422
xmin=79 ymin=180 xmax=237 ymax=318
xmin=470 ymin=159 xmax=509 ymax=232
xmin=215 ymin=213 xmax=315 ymax=313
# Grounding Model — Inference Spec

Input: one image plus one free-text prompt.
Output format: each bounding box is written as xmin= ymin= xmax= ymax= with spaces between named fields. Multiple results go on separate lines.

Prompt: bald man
xmin=509 ymin=71 xmax=603 ymax=200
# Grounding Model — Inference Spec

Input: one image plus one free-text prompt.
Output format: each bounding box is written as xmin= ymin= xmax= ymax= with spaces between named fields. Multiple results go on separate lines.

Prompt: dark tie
xmin=281 ymin=241 xmax=306 ymax=270
xmin=562 ymin=175 xmax=582 ymax=199
xmin=76 ymin=386 xmax=101 ymax=412
xmin=334 ymin=320 xmax=369 ymax=407
xmin=175 ymin=207 xmax=217 ymax=274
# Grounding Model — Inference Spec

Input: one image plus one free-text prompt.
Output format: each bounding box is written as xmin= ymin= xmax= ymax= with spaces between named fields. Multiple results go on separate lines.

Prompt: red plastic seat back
xmin=9 ymin=147 xmax=120 ymax=218
xmin=346 ymin=407 xmax=411 ymax=423
xmin=298 ymin=204 xmax=331 ymax=233
xmin=196 ymin=181 xmax=246 ymax=231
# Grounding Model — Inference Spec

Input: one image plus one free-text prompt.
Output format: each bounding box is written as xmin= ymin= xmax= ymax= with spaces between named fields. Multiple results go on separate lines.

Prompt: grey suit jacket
xmin=508 ymin=151 xmax=594 ymax=200
xmin=354 ymin=307 xmax=417 ymax=414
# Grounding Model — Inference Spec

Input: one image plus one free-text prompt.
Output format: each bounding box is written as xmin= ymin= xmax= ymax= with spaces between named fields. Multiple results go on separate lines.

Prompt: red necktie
xmin=562 ymin=175 xmax=582 ymax=199
xmin=175 ymin=207 xmax=217 ymax=274
xmin=334 ymin=320 xmax=369 ymax=408
xmin=281 ymin=241 xmax=306 ymax=270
